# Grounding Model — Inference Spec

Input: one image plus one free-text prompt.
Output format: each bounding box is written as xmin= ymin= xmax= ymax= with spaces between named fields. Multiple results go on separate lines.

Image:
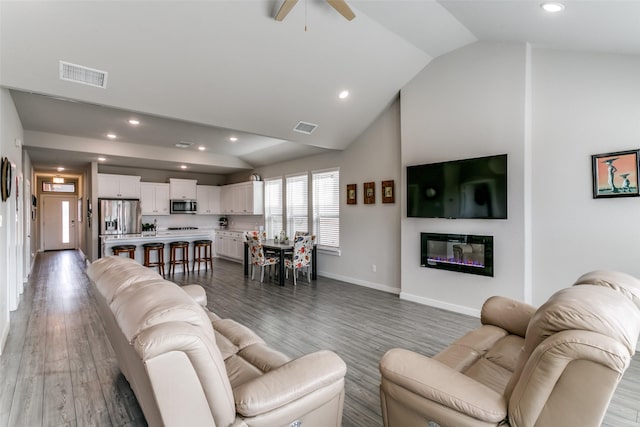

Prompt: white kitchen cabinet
xmin=98 ymin=173 xmax=141 ymax=199
xmin=169 ymin=178 xmax=197 ymax=200
xmin=140 ymin=183 xmax=170 ymax=215
xmin=220 ymin=182 xmax=264 ymax=215
xmin=196 ymin=185 xmax=221 ymax=215
xmin=215 ymin=230 xmax=244 ymax=261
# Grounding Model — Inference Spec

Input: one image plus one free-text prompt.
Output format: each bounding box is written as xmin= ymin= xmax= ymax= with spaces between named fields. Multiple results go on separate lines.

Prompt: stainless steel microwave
xmin=170 ymin=199 xmax=197 ymax=214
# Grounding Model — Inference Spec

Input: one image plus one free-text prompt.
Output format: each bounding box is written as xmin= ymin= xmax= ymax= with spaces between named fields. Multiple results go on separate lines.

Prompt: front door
xmin=42 ymin=195 xmax=77 ymax=251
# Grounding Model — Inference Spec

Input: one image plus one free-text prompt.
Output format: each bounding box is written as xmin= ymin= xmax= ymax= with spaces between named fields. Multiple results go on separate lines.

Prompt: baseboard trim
xmin=0 ymin=321 xmax=9 ymax=356
xmin=399 ymin=292 xmax=481 ymax=318
xmin=319 ymin=271 xmax=401 ymax=295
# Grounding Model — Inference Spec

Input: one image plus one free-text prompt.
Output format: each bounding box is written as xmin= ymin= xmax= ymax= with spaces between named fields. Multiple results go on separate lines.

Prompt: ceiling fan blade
xmin=327 ymin=0 xmax=355 ymax=21
xmin=275 ymin=0 xmax=299 ymax=21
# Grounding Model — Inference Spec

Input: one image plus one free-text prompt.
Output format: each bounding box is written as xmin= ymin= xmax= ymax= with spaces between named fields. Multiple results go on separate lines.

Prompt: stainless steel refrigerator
xmin=99 ymin=198 xmax=142 ymax=236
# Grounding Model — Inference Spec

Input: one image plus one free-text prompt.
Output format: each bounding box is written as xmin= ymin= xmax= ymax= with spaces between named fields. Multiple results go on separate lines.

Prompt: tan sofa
xmin=379 ymin=270 xmax=640 ymax=427
xmin=86 ymin=256 xmax=347 ymax=427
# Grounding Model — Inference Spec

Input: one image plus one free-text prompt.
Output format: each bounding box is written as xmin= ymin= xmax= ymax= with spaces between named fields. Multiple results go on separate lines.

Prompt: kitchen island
xmin=100 ymin=230 xmax=215 ymax=273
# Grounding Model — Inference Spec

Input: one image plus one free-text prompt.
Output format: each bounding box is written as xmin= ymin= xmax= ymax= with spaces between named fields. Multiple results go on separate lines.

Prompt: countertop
xmin=101 ymin=230 xmax=214 ymax=242
xmin=101 ymin=227 xmax=257 ymax=242
xmin=216 ymin=228 xmax=253 ymax=233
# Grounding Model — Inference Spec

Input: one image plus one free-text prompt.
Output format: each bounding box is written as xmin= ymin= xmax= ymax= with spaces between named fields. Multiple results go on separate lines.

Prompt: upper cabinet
xmin=169 ymin=178 xmax=197 ymax=200
xmin=220 ymin=181 xmax=264 ymax=215
xmin=98 ymin=173 xmax=141 ymax=199
xmin=140 ymin=183 xmax=170 ymax=215
xmin=196 ymin=185 xmax=221 ymax=215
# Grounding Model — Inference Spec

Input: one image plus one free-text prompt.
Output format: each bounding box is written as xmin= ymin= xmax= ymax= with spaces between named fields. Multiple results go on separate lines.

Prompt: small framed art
xmin=382 ymin=180 xmax=395 ymax=203
xmin=364 ymin=182 xmax=375 ymax=204
xmin=592 ymin=149 xmax=640 ymax=198
xmin=347 ymin=184 xmax=357 ymax=205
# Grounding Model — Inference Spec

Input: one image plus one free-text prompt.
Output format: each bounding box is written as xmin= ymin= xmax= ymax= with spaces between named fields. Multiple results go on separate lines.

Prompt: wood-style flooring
xmin=1 ymin=250 xmax=638 ymax=426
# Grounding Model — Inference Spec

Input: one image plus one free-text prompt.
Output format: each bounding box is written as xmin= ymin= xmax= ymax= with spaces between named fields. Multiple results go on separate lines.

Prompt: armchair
xmin=379 ymin=270 xmax=640 ymax=427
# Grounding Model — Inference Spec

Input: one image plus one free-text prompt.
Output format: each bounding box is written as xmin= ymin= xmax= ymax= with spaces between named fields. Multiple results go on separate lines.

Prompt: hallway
xmin=0 ymin=250 xmax=145 ymax=426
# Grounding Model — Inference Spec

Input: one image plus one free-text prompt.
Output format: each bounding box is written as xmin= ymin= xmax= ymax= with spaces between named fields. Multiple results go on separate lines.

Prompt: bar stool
xmin=143 ymin=242 xmax=165 ymax=276
xmin=193 ymin=240 xmax=213 ymax=272
xmin=112 ymin=244 xmax=136 ymax=259
xmin=169 ymin=241 xmax=190 ymax=275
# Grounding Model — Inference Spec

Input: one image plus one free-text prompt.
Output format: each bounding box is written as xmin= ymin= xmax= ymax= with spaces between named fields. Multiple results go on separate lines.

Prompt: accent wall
xmin=401 ymin=41 xmax=640 ymax=314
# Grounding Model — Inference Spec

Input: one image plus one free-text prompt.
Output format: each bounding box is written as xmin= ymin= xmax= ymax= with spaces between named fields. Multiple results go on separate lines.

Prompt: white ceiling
xmin=2 ymin=0 xmax=640 ymax=175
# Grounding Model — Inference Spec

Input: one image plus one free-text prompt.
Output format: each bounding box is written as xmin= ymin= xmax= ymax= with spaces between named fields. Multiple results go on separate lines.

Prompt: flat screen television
xmin=407 ymin=154 xmax=507 ymax=219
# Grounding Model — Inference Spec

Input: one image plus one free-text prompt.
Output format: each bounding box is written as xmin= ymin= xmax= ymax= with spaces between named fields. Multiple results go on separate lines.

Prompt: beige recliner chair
xmin=379 ymin=270 xmax=640 ymax=427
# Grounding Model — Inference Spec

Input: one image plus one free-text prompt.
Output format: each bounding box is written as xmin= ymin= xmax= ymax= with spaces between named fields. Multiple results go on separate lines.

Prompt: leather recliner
xmin=86 ymin=256 xmax=347 ymax=427
xmin=379 ymin=270 xmax=640 ymax=427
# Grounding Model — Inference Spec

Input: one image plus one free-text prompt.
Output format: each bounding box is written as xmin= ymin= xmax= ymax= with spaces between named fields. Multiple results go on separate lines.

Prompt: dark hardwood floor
xmin=1 ymin=250 xmax=638 ymax=426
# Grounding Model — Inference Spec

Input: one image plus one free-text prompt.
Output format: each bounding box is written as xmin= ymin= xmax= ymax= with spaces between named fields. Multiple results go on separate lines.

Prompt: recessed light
xmin=338 ymin=90 xmax=350 ymax=99
xmin=128 ymin=119 xmax=140 ymax=125
xmin=98 ymin=157 xmax=106 ymax=162
xmin=180 ymin=165 xmax=187 ymax=169
xmin=107 ymin=133 xmax=117 ymax=139
xmin=57 ymin=167 xmax=65 ymax=172
xmin=541 ymin=2 xmax=565 ymax=12
xmin=198 ymin=146 xmax=206 ymax=151
xmin=229 ymin=137 xmax=238 ymax=142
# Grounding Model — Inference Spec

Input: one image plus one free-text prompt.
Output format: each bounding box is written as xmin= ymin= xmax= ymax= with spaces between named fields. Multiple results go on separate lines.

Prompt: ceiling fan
xmin=275 ymin=0 xmax=356 ymax=22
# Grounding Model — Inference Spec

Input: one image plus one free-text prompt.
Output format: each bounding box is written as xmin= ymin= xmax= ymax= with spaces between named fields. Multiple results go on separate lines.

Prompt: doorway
xmin=41 ymin=195 xmax=77 ymax=251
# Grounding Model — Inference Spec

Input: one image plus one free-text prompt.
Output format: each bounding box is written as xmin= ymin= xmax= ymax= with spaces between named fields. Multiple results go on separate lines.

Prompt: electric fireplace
xmin=420 ymin=233 xmax=494 ymax=277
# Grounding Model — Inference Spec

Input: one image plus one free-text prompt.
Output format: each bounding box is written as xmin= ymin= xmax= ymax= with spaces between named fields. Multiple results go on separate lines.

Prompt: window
xmin=264 ymin=177 xmax=283 ymax=239
xmin=265 ymin=169 xmax=340 ymax=252
xmin=286 ymin=173 xmax=308 ymax=238
xmin=313 ymin=169 xmax=340 ymax=249
xmin=42 ymin=181 xmax=76 ymax=193
xmin=62 ymin=200 xmax=70 ymax=243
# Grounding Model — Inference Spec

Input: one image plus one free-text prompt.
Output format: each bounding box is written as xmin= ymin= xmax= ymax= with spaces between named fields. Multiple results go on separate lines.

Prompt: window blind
xmin=312 ymin=169 xmax=340 ymax=249
xmin=286 ymin=173 xmax=308 ymax=239
xmin=264 ymin=177 xmax=283 ymax=239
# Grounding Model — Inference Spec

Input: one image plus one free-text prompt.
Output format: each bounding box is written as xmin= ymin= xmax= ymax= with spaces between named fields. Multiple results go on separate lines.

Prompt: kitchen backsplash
xmin=142 ymin=214 xmax=264 ymax=231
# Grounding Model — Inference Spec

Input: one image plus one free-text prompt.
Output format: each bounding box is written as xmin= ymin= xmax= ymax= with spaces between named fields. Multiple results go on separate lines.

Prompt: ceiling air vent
xmin=293 ymin=121 xmax=318 ymax=135
xmin=59 ymin=61 xmax=108 ymax=89
xmin=175 ymin=141 xmax=194 ymax=148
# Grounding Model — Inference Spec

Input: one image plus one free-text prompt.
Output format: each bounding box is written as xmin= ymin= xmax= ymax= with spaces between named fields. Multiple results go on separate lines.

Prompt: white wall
xmin=400 ymin=42 xmax=528 ymax=316
xmin=0 ymin=88 xmax=25 ymax=353
xmin=22 ymin=151 xmax=35 ymax=279
xmin=401 ymin=42 xmax=640 ymax=315
xmin=248 ymin=99 xmax=402 ymax=293
xmin=531 ymin=50 xmax=640 ymax=305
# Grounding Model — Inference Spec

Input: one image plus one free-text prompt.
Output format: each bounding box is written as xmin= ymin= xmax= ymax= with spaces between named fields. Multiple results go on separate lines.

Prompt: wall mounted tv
xmin=407 ymin=154 xmax=507 ymax=219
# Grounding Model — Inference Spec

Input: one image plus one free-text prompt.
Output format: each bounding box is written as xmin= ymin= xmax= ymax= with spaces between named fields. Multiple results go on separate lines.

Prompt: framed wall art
xmin=1 ymin=157 xmax=12 ymax=202
xmin=592 ymin=149 xmax=640 ymax=198
xmin=347 ymin=184 xmax=357 ymax=205
xmin=382 ymin=180 xmax=395 ymax=203
xmin=364 ymin=181 xmax=375 ymax=204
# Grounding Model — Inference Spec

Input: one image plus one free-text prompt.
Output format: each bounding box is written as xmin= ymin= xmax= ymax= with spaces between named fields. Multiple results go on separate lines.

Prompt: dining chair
xmin=285 ymin=235 xmax=313 ymax=285
xmin=284 ymin=231 xmax=309 ymax=257
xmin=245 ymin=231 xmax=278 ymax=283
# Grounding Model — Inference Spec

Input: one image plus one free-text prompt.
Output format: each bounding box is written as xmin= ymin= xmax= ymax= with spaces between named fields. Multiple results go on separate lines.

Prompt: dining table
xmin=243 ymin=239 xmax=317 ymax=286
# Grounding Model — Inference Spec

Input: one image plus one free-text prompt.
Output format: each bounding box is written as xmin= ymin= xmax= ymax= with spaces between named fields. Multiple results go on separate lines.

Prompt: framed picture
xmin=382 ymin=180 xmax=395 ymax=203
xmin=364 ymin=182 xmax=375 ymax=204
xmin=347 ymin=184 xmax=357 ymax=205
xmin=1 ymin=157 xmax=12 ymax=202
xmin=592 ymin=149 xmax=640 ymax=198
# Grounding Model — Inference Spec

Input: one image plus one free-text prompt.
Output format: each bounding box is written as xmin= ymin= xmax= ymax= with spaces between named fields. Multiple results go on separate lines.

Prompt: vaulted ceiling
xmin=2 ymin=1 xmax=640 ymax=175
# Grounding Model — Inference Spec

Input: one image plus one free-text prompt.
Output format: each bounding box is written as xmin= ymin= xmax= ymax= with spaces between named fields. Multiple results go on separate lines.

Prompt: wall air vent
xmin=59 ymin=61 xmax=108 ymax=89
xmin=293 ymin=121 xmax=318 ymax=135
